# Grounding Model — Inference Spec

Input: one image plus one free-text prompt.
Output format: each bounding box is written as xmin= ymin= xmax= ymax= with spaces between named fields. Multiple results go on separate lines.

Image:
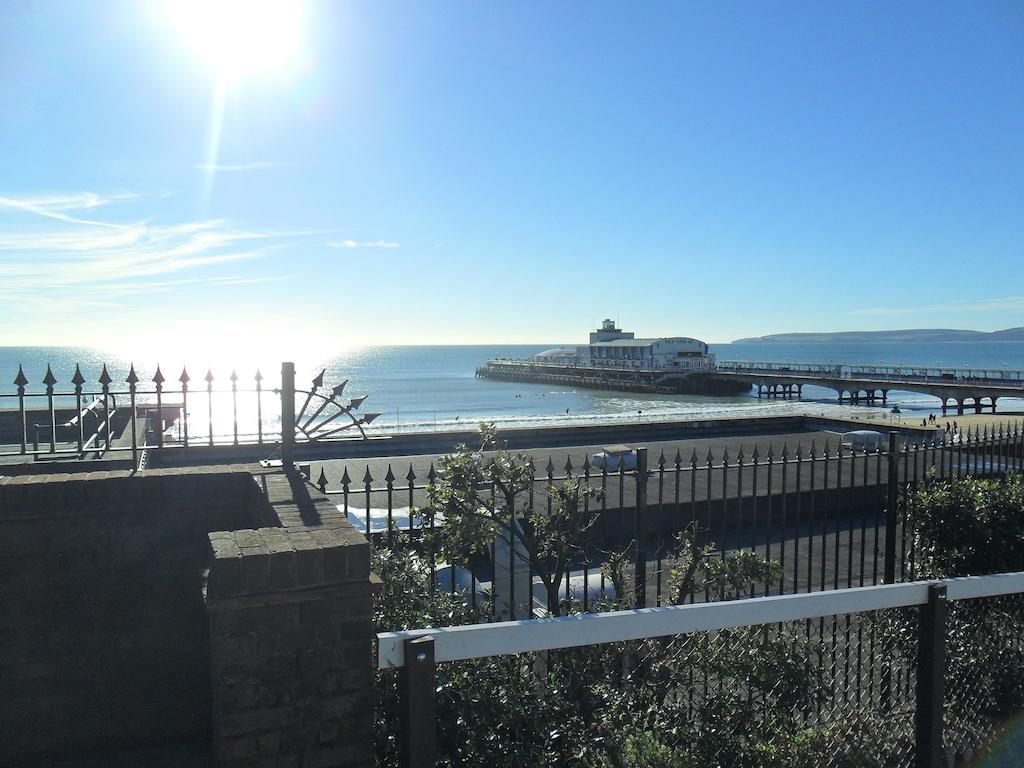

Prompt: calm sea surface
xmin=1 ymin=342 xmax=1022 ymax=435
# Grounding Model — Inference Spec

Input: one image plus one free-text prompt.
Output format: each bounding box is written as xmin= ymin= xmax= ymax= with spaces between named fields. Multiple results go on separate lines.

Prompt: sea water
xmin=0 ymin=341 xmax=1022 ymax=436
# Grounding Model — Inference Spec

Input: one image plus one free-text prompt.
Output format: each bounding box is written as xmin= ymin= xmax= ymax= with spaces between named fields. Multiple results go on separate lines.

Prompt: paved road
xmin=310 ymin=427 xmax=856 ymax=504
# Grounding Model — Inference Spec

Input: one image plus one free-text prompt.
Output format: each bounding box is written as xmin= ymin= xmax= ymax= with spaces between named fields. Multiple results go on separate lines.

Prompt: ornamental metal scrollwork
xmin=291 ymin=369 xmax=380 ymax=440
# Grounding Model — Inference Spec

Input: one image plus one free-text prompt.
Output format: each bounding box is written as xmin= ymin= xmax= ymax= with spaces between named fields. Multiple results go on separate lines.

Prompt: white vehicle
xmin=840 ymin=430 xmax=884 ymax=452
xmin=590 ymin=444 xmax=638 ymax=471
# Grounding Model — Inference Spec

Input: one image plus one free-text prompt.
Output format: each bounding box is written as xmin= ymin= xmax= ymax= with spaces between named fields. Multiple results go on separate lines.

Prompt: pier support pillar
xmin=957 ymin=400 xmax=964 ymax=416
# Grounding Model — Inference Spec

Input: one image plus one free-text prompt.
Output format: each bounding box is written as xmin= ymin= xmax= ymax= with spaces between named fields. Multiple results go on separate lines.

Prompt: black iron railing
xmin=316 ymin=424 xmax=1024 ymax=615
xmin=0 ymin=361 xmax=378 ymax=467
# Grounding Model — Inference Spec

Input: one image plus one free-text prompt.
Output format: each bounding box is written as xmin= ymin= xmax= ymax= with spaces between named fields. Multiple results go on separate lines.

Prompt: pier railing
xmin=717 ymin=359 xmax=1024 ymax=384
xmin=0 ymin=361 xmax=379 ymax=467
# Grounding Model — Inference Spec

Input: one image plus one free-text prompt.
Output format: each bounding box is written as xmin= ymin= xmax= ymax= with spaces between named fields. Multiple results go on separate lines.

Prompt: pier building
xmin=529 ymin=319 xmax=717 ymax=373
xmin=479 ymin=320 xmax=739 ymax=395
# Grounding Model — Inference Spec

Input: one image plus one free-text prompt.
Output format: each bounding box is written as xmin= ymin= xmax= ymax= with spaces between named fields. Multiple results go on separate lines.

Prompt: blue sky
xmin=1 ymin=1 xmax=1022 ymax=351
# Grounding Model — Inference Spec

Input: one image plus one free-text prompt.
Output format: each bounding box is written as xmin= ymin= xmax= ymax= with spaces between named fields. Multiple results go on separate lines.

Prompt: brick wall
xmin=0 ymin=466 xmax=271 ymax=763
xmin=206 ymin=526 xmax=375 ymax=768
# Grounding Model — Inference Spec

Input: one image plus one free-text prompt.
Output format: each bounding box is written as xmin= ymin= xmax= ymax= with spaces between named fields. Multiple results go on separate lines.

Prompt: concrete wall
xmin=153 ymin=415 xmax=814 ymax=466
xmin=0 ymin=467 xmax=270 ymax=763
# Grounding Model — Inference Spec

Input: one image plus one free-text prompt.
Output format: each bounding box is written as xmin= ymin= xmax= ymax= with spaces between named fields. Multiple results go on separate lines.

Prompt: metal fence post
xmin=280 ymin=362 xmax=296 ymax=466
xmin=399 ymin=636 xmax=436 ymax=768
xmin=884 ymin=431 xmax=899 ymax=584
xmin=914 ymin=583 xmax=947 ymax=768
xmin=635 ymin=447 xmax=648 ymax=608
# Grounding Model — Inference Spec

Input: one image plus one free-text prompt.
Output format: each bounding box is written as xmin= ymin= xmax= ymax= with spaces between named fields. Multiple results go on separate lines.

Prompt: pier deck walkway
xmin=716 ymin=360 xmax=1024 ymax=414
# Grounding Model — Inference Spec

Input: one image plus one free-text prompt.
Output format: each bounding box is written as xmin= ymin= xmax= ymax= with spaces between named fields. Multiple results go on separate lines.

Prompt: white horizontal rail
xmin=377 ymin=571 xmax=1024 ymax=669
xmin=945 ymin=571 xmax=1024 ymax=601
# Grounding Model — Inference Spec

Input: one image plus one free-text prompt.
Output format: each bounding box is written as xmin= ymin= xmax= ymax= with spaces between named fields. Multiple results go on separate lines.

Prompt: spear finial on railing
xmin=657 ymin=450 xmax=666 ymax=470
xmin=126 ymin=364 xmax=139 ymax=386
xmin=14 ymin=364 xmax=28 ymax=388
xmin=205 ymin=369 xmax=215 ymax=386
xmin=316 ymin=467 xmax=328 ymax=493
xmin=385 ymin=465 xmax=395 ymax=485
xmin=752 ymin=445 xmax=760 ymax=463
xmin=179 ymin=367 xmax=190 ymax=385
xmin=426 ymin=463 xmax=436 ymax=484
xmin=43 ymin=364 xmax=57 ymax=388
xmin=809 ymin=440 xmax=817 ymax=460
xmin=71 ymin=364 xmax=85 ymax=389
xmin=254 ymin=368 xmax=263 ymax=383
xmin=363 ymin=465 xmax=373 ymax=485
xmin=406 ymin=465 xmax=417 ymax=483
xmin=564 ymin=456 xmax=574 ymax=475
xmin=98 ymin=364 xmax=112 ymax=387
xmin=340 ymin=466 xmax=352 ymax=488
xmin=153 ymin=366 xmax=165 ymax=385
xmin=689 ymin=448 xmax=697 ymax=468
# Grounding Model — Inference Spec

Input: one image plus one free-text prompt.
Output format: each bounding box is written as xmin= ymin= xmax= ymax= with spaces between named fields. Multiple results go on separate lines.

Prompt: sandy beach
xmin=844 ymin=410 xmax=1024 ymax=435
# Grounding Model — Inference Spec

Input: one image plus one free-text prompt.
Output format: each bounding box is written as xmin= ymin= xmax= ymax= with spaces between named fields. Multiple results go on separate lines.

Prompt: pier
xmin=474 ymin=359 xmax=748 ymax=396
xmin=476 ymin=358 xmax=1024 ymax=414
xmin=716 ymin=360 xmax=1024 ymax=414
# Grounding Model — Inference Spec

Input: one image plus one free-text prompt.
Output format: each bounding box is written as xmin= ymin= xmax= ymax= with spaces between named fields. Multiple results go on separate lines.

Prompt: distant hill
xmin=733 ymin=328 xmax=1024 ymax=343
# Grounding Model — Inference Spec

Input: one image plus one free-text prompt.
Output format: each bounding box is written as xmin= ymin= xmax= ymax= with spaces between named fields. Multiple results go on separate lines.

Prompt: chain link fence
xmin=377 ymin=586 xmax=1024 ymax=767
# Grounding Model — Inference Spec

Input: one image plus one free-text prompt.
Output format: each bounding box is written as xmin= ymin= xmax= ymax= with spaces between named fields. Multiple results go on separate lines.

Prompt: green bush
xmin=910 ymin=472 xmax=1024 ymax=578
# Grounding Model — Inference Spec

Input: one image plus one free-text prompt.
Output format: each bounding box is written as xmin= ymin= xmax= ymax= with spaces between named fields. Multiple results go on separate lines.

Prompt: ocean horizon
xmin=2 ymin=340 xmax=1023 ymax=436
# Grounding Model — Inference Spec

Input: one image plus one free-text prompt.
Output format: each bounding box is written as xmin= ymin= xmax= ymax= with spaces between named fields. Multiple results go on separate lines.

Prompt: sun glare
xmin=165 ymin=0 xmax=306 ymax=78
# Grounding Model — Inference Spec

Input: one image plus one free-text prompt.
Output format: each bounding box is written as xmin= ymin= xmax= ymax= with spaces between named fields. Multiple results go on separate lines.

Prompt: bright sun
xmin=165 ymin=0 xmax=306 ymax=78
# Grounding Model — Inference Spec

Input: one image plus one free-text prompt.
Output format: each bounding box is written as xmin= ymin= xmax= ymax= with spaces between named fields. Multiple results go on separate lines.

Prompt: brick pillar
xmin=206 ymin=526 xmax=375 ymax=768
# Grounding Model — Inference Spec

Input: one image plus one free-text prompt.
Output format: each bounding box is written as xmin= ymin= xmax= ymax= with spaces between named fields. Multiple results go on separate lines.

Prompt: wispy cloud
xmin=852 ymin=297 xmax=1024 ymax=317
xmin=0 ymin=191 xmax=154 ymax=228
xmin=0 ymin=190 xmax=293 ymax=312
xmin=329 ymin=239 xmax=400 ymax=249
xmin=193 ymin=161 xmax=291 ymax=172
